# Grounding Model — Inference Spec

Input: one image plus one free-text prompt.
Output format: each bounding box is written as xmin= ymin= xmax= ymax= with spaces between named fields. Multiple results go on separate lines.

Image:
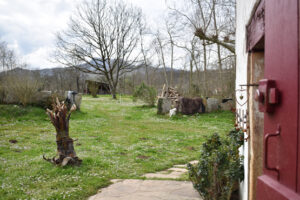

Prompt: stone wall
xmin=0 ymin=90 xmax=82 ymax=109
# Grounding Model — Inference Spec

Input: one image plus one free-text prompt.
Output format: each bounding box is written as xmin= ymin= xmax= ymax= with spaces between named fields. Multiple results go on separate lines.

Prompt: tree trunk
xmin=189 ymin=59 xmax=193 ymax=96
xmin=212 ymin=0 xmax=223 ymax=96
xmin=111 ymin=86 xmax=117 ymax=99
xmin=44 ymin=98 xmax=81 ymax=166
xmin=76 ymin=75 xmax=80 ymax=92
xmin=203 ymin=41 xmax=208 ymax=97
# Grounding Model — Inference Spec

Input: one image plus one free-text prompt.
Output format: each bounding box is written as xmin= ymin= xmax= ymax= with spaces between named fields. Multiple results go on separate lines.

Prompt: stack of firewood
xmin=160 ymin=84 xmax=181 ymax=99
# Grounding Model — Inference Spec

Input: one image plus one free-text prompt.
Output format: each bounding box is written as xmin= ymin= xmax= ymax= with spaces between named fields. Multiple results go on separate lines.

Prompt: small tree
xmin=44 ymin=98 xmax=82 ymax=166
xmin=133 ymin=82 xmax=156 ymax=106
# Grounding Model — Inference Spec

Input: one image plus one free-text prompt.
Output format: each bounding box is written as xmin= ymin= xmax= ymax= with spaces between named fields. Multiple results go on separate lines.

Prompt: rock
xmin=63 ymin=91 xmax=82 ymax=110
xmin=88 ymin=180 xmax=201 ymax=200
xmin=34 ymin=91 xmax=64 ymax=108
xmin=206 ymin=98 xmax=219 ymax=112
xmin=220 ymin=99 xmax=234 ymax=111
xmin=74 ymin=94 xmax=82 ymax=110
xmin=176 ymin=97 xmax=205 ymax=115
xmin=157 ymin=97 xmax=172 ymax=115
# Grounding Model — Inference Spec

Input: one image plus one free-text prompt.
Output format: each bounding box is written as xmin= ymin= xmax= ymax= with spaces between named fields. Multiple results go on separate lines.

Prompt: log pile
xmin=43 ymin=98 xmax=82 ymax=166
xmin=160 ymin=84 xmax=181 ymax=99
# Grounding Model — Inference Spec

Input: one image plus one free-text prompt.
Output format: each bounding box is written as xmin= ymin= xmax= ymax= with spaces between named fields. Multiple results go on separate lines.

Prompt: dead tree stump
xmin=43 ymin=98 xmax=82 ymax=166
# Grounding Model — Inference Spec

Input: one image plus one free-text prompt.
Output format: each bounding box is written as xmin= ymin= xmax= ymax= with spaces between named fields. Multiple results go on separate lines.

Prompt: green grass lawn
xmin=0 ymin=95 xmax=234 ymax=199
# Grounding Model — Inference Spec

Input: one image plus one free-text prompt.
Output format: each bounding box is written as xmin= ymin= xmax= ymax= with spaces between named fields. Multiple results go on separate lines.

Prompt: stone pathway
xmin=89 ymin=161 xmax=201 ymax=200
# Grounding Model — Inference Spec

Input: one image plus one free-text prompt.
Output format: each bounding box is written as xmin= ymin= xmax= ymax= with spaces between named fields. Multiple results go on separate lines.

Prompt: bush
xmin=5 ymin=74 xmax=41 ymax=106
xmin=0 ymin=85 xmax=5 ymax=103
xmin=133 ymin=82 xmax=157 ymax=106
xmin=188 ymin=129 xmax=244 ymax=200
xmin=88 ymin=81 xmax=98 ymax=98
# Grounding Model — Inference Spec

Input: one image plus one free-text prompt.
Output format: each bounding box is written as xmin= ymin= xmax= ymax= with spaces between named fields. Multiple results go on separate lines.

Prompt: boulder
xmin=220 ymin=99 xmax=234 ymax=111
xmin=65 ymin=91 xmax=82 ymax=110
xmin=176 ymin=97 xmax=205 ymax=115
xmin=157 ymin=97 xmax=172 ymax=115
xmin=33 ymin=91 xmax=64 ymax=108
xmin=206 ymin=98 xmax=219 ymax=112
xmin=74 ymin=94 xmax=82 ymax=110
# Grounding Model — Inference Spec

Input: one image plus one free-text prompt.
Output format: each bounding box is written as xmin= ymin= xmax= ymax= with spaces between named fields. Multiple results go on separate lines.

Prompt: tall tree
xmin=194 ymin=0 xmax=236 ymax=53
xmin=167 ymin=0 xmax=236 ymax=97
xmin=154 ymin=31 xmax=169 ymax=87
xmin=54 ymin=0 xmax=145 ymax=99
xmin=0 ymin=41 xmax=17 ymax=72
xmin=165 ymin=20 xmax=176 ymax=87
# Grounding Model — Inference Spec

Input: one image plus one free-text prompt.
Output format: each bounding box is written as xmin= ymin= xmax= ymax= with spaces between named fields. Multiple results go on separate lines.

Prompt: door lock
xmin=255 ymin=79 xmax=279 ymax=112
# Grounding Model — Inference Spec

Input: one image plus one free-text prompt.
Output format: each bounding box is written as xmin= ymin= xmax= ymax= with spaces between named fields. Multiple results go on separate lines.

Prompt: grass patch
xmin=0 ymin=95 xmax=234 ymax=199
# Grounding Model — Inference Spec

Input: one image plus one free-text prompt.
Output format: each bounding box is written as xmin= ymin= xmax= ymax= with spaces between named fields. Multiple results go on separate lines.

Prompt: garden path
xmin=88 ymin=161 xmax=201 ymax=200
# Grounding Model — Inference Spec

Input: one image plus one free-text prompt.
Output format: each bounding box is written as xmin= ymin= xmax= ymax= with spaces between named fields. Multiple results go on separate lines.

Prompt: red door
xmin=256 ymin=0 xmax=300 ymax=199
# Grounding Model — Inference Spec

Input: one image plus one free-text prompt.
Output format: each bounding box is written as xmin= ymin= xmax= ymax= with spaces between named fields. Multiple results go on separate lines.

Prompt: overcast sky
xmin=0 ymin=0 xmax=168 ymax=69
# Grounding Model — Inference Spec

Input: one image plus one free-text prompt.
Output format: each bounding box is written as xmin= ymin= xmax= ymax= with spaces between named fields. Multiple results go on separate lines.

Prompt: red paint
xmin=264 ymin=125 xmax=281 ymax=180
xmin=246 ymin=0 xmax=265 ymax=51
xmin=269 ymin=88 xmax=278 ymax=104
xmin=256 ymin=79 xmax=278 ymax=112
xmin=257 ymin=175 xmax=300 ymax=200
xmin=256 ymin=0 xmax=300 ymax=199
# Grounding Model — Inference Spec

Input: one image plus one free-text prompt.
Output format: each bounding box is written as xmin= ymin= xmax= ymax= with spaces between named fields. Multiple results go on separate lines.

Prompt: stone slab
xmin=143 ymin=167 xmax=188 ymax=179
xmin=88 ymin=180 xmax=201 ymax=200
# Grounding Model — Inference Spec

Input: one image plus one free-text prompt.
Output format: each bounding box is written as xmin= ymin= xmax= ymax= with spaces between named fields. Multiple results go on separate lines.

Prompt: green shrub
xmin=188 ymin=129 xmax=244 ymax=200
xmin=5 ymin=74 xmax=41 ymax=106
xmin=88 ymin=82 xmax=98 ymax=98
xmin=133 ymin=82 xmax=157 ymax=106
xmin=0 ymin=85 xmax=5 ymax=103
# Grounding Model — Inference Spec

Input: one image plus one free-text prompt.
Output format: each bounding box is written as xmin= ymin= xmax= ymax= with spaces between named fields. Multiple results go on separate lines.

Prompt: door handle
xmin=264 ymin=124 xmax=281 ymax=180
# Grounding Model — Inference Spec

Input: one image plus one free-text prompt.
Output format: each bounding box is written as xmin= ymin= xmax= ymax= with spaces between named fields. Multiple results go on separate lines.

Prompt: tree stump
xmin=43 ymin=98 xmax=82 ymax=166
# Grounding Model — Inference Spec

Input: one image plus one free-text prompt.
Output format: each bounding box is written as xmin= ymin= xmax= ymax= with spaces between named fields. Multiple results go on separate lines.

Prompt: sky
xmin=0 ymin=0 xmax=168 ymax=69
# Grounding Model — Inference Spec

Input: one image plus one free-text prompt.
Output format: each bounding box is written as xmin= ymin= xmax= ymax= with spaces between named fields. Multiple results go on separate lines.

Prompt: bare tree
xmin=139 ymin=26 xmax=153 ymax=86
xmin=0 ymin=41 xmax=17 ymax=72
xmin=54 ymin=0 xmax=145 ymax=99
xmin=153 ymin=31 xmax=169 ymax=87
xmin=192 ymin=0 xmax=235 ymax=53
xmin=5 ymin=71 xmax=41 ymax=106
xmin=167 ymin=0 xmax=236 ymax=97
xmin=165 ymin=20 xmax=176 ymax=87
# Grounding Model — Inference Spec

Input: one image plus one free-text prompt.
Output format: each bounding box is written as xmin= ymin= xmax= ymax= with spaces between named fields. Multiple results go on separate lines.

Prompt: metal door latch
xmin=255 ymin=79 xmax=279 ymax=112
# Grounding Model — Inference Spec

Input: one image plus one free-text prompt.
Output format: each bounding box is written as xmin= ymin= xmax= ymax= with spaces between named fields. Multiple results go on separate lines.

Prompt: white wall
xmin=235 ymin=0 xmax=261 ymax=200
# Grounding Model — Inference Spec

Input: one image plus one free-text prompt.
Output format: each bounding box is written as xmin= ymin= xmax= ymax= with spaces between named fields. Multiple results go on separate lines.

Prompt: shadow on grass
xmin=132 ymin=105 xmax=156 ymax=110
xmin=169 ymin=114 xmax=189 ymax=121
xmin=0 ymin=104 xmax=47 ymax=121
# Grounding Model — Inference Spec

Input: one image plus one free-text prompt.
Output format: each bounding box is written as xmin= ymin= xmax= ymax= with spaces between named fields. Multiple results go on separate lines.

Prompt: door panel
xmin=257 ymin=175 xmax=300 ymax=200
xmin=256 ymin=0 xmax=299 ymax=199
xmin=264 ymin=0 xmax=298 ymax=189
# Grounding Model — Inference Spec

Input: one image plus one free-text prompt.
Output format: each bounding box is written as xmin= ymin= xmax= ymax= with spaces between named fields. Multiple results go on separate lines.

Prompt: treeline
xmin=0 ymin=65 xmax=234 ymax=99
xmin=1 ymin=0 xmax=236 ymax=103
